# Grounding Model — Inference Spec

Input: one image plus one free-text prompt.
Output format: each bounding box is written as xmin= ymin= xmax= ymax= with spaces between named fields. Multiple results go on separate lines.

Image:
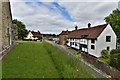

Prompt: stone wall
xmin=0 ymin=1 xmax=2 ymax=52
xmin=0 ymin=0 xmax=13 ymax=55
xmin=0 ymin=0 xmax=18 ymax=59
xmin=11 ymin=24 xmax=18 ymax=44
xmin=2 ymin=2 xmax=12 ymax=49
xmin=2 ymin=1 xmax=12 ymax=49
xmin=81 ymin=53 xmax=120 ymax=78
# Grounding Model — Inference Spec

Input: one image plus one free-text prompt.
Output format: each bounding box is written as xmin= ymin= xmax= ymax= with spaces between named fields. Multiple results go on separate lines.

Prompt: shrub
xmin=64 ymin=36 xmax=68 ymax=44
xmin=101 ymin=50 xmax=110 ymax=58
xmin=23 ymin=39 xmax=32 ymax=41
xmin=110 ymin=49 xmax=120 ymax=55
xmin=109 ymin=53 xmax=120 ymax=71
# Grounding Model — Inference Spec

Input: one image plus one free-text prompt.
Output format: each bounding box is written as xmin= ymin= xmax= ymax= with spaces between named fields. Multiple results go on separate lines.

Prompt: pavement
xmin=46 ymin=40 xmax=108 ymax=78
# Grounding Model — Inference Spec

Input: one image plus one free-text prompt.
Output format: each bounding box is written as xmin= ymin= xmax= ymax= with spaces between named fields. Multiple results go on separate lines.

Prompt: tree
xmin=105 ymin=8 xmax=120 ymax=43
xmin=12 ymin=19 xmax=28 ymax=40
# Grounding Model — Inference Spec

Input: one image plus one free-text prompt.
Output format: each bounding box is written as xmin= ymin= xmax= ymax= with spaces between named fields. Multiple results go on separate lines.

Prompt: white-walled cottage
xmin=26 ymin=31 xmax=42 ymax=40
xmin=67 ymin=23 xmax=116 ymax=57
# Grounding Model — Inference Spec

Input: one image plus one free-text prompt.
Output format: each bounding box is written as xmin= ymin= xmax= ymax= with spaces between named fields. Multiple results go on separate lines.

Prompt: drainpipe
xmin=87 ymin=39 xmax=88 ymax=53
xmin=78 ymin=39 xmax=81 ymax=53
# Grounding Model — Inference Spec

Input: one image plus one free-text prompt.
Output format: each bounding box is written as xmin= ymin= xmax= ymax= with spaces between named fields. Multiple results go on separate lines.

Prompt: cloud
xmin=26 ymin=2 xmax=73 ymax=21
xmin=10 ymin=1 xmax=118 ymax=34
xmin=61 ymin=2 xmax=117 ymax=26
xmin=9 ymin=0 xmax=119 ymax=2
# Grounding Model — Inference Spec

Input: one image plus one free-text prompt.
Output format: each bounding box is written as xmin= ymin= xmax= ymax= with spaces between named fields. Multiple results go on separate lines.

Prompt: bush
xmin=109 ymin=53 xmax=120 ymax=71
xmin=64 ymin=36 xmax=68 ymax=44
xmin=101 ymin=50 xmax=110 ymax=58
xmin=23 ymin=39 xmax=32 ymax=41
xmin=110 ymin=49 xmax=120 ymax=55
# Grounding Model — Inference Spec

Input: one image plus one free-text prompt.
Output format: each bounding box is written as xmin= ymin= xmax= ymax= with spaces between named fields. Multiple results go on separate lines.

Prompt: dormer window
xmin=81 ymin=35 xmax=88 ymax=38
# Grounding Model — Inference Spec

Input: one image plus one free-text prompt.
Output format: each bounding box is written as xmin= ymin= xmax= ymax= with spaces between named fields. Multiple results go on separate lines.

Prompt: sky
xmin=9 ymin=0 xmax=119 ymax=34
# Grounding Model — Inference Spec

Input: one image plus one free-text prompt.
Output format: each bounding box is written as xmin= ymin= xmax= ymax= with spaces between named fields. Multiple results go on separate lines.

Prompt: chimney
xmin=38 ymin=30 xmax=40 ymax=33
xmin=75 ymin=25 xmax=78 ymax=30
xmin=88 ymin=23 xmax=91 ymax=28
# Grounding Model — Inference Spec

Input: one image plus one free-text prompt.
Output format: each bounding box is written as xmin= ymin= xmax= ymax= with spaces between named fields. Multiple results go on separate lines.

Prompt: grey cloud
xmin=10 ymin=1 xmax=117 ymax=34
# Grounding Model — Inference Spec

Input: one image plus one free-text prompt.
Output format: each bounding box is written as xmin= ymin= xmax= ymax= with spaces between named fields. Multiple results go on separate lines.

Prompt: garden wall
xmin=0 ymin=42 xmax=16 ymax=60
xmin=81 ymin=53 xmax=120 ymax=78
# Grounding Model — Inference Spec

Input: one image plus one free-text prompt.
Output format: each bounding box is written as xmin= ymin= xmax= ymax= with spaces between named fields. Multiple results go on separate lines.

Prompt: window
xmin=107 ymin=47 xmax=110 ymax=51
xmin=73 ymin=42 xmax=74 ymax=45
xmin=106 ymin=36 xmax=111 ymax=42
xmin=91 ymin=39 xmax=95 ymax=43
xmin=83 ymin=44 xmax=87 ymax=48
xmin=75 ymin=43 xmax=78 ymax=46
xmin=91 ymin=45 xmax=95 ymax=50
xmin=70 ymin=42 xmax=72 ymax=46
xmin=81 ymin=35 xmax=88 ymax=38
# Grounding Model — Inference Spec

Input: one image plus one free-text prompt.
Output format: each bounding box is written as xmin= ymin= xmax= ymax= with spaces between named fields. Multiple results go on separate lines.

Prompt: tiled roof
xmin=31 ymin=32 xmax=42 ymax=37
xmin=68 ymin=24 xmax=108 ymax=39
xmin=59 ymin=31 xmax=71 ymax=35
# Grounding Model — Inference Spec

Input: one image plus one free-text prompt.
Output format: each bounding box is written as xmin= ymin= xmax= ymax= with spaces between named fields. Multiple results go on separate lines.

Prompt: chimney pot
xmin=75 ymin=26 xmax=78 ymax=30
xmin=88 ymin=23 xmax=91 ymax=28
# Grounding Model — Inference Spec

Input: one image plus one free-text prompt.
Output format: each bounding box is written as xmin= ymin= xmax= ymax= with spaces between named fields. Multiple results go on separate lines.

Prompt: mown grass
xmin=0 ymin=61 xmax=2 ymax=79
xmin=2 ymin=41 xmax=60 ymax=78
xmin=2 ymin=41 xmax=96 ymax=78
xmin=99 ymin=57 xmax=110 ymax=64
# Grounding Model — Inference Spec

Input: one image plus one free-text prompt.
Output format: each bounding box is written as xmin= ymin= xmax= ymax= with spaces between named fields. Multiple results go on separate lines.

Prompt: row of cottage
xmin=0 ymin=1 xmax=116 ymax=59
xmin=0 ymin=1 xmax=18 ymax=58
xmin=59 ymin=23 xmax=116 ymax=57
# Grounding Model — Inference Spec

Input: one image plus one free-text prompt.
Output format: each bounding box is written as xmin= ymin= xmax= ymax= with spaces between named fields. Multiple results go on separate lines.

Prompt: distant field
xmin=2 ymin=41 xmax=96 ymax=78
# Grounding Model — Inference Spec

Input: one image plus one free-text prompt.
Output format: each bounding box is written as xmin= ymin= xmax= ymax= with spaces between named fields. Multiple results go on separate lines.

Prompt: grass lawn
xmin=98 ymin=57 xmax=110 ymax=64
xmin=2 ymin=41 xmax=96 ymax=78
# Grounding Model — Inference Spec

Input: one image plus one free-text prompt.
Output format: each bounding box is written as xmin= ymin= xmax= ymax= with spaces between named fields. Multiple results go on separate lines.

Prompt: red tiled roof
xmin=68 ymin=24 xmax=108 ymax=39
xmin=31 ymin=32 xmax=42 ymax=37
xmin=59 ymin=31 xmax=71 ymax=35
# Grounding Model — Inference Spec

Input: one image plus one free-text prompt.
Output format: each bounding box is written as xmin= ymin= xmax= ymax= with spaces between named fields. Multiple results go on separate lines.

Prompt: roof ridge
xmin=68 ymin=23 xmax=108 ymax=39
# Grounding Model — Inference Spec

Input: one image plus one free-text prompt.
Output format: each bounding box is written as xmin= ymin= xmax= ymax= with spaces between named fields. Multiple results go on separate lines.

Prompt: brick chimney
xmin=88 ymin=23 xmax=91 ymax=28
xmin=75 ymin=25 xmax=78 ymax=30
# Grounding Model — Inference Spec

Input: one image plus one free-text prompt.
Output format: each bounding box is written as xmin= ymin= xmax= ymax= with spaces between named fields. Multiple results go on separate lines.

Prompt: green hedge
xmin=101 ymin=50 xmax=110 ymax=58
xmin=110 ymin=49 xmax=120 ymax=55
xmin=109 ymin=49 xmax=120 ymax=71
xmin=23 ymin=39 xmax=32 ymax=41
xmin=109 ymin=53 xmax=120 ymax=71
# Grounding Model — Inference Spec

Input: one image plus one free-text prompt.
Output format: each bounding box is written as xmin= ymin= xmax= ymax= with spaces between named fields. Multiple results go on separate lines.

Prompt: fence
xmin=81 ymin=53 xmax=120 ymax=78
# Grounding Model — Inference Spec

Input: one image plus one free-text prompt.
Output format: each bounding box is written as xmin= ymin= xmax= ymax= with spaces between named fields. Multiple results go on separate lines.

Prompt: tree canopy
xmin=12 ymin=19 xmax=28 ymax=40
xmin=105 ymin=8 xmax=120 ymax=43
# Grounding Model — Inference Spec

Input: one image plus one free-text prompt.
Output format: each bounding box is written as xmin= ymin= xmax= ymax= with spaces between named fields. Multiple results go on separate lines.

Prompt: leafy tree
xmin=105 ymin=8 xmax=120 ymax=43
xmin=12 ymin=19 xmax=28 ymax=40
